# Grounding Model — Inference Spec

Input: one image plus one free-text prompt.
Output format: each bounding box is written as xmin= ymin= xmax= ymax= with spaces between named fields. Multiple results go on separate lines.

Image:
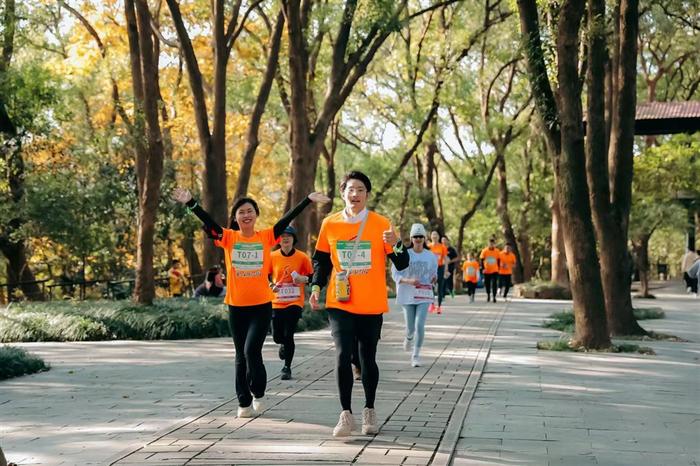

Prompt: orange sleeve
xmin=302 ymin=254 xmax=313 ymax=275
xmin=262 ymin=227 xmax=277 ymax=248
xmin=215 ymin=229 xmax=233 ymax=249
xmin=479 ymin=248 xmax=485 ymax=260
xmin=315 ymin=219 xmax=330 ymax=253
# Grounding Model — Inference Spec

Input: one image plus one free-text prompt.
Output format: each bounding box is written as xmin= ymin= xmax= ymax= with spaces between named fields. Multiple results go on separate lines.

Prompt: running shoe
xmin=428 ymin=303 xmax=436 ymax=313
xmin=411 ymin=355 xmax=421 ymax=367
xmin=281 ymin=366 xmax=291 ymax=380
xmin=278 ymin=345 xmax=286 ymax=361
xmin=403 ymin=337 xmax=413 ymax=352
xmin=437 ymin=306 xmax=442 ymax=315
xmin=237 ymin=405 xmax=255 ymax=418
xmin=252 ymin=397 xmax=265 ymax=414
xmin=333 ymin=410 xmax=355 ymax=437
xmin=361 ymin=407 xmax=379 ymax=435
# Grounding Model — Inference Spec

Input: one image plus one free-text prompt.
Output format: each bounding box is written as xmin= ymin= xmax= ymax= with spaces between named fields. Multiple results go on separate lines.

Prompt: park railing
xmin=0 ymin=276 xmax=186 ymax=304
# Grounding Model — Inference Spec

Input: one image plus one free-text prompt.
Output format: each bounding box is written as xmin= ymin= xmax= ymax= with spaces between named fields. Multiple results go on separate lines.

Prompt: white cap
xmin=410 ymin=223 xmax=427 ymax=237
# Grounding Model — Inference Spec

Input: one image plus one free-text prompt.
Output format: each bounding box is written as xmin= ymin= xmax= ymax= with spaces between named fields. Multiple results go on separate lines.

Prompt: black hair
xmin=171 ymin=259 xmax=180 ymax=266
xmin=229 ymin=197 xmax=260 ymax=230
xmin=340 ymin=170 xmax=372 ymax=193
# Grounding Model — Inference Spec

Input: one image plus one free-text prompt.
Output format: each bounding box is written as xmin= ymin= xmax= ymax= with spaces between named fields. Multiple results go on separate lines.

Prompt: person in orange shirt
xmin=270 ymin=226 xmax=312 ymax=380
xmin=498 ymin=243 xmax=517 ymax=300
xmin=480 ymin=238 xmax=501 ymax=303
xmin=428 ymin=230 xmax=448 ymax=313
xmin=172 ymin=187 xmax=329 ymax=418
xmin=462 ymin=252 xmax=480 ymax=303
xmin=310 ymin=170 xmax=409 ymax=437
xmin=167 ymin=259 xmax=187 ymax=297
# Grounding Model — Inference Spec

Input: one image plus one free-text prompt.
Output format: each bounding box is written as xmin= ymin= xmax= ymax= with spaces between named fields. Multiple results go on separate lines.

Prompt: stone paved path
xmin=3 ymin=281 xmax=698 ymax=465
xmin=108 ymin=302 xmax=505 ymax=466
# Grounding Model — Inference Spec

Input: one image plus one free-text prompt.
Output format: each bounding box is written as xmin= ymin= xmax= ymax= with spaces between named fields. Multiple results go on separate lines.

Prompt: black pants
xmin=445 ymin=270 xmax=454 ymax=295
xmin=228 ymin=303 xmax=272 ymax=407
xmin=484 ymin=273 xmax=499 ymax=299
xmin=272 ymin=305 xmax=302 ymax=367
xmin=327 ymin=309 xmax=383 ymax=411
xmin=436 ymin=265 xmax=447 ymax=306
xmin=465 ymin=281 xmax=476 ymax=296
xmin=499 ymin=274 xmax=513 ymax=298
xmin=684 ymin=272 xmax=698 ymax=293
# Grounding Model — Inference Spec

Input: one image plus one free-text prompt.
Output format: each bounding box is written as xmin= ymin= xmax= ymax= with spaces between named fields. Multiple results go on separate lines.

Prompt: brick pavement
xmin=108 ymin=302 xmax=505 ymax=465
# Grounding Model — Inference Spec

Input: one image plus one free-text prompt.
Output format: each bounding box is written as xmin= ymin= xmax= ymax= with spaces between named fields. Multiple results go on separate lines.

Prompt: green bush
xmin=0 ymin=299 xmax=328 ymax=342
xmin=516 ymin=281 xmax=572 ymax=300
xmin=0 ymin=346 xmax=50 ymax=380
xmin=542 ymin=307 xmax=666 ymax=334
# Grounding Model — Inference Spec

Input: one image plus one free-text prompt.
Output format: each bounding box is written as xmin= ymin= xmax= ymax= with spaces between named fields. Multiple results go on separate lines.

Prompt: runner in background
xmin=498 ymin=243 xmax=517 ymax=300
xmin=442 ymin=236 xmax=459 ymax=299
xmin=480 ymin=238 xmax=501 ymax=303
xmin=428 ymin=230 xmax=448 ymax=314
xmin=310 ymin=170 xmax=409 ymax=437
xmin=168 ymin=259 xmax=187 ymax=297
xmin=462 ymin=252 xmax=480 ymax=303
xmin=270 ymin=226 xmax=313 ymax=380
xmin=172 ymin=187 xmax=329 ymax=418
xmin=392 ymin=223 xmax=438 ymax=367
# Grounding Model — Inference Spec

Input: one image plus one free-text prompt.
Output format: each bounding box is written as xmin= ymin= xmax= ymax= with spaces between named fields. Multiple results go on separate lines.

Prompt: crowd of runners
xmin=171 ymin=170 xmax=519 ymax=438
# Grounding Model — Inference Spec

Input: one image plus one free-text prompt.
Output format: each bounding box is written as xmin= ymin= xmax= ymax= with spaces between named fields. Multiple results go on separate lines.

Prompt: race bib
xmin=233 ymin=243 xmax=263 ymax=270
xmin=466 ymin=266 xmax=476 ymax=276
xmin=336 ymin=241 xmax=372 ymax=273
xmin=486 ymin=256 xmax=497 ymax=265
xmin=276 ymin=283 xmax=301 ymax=302
xmin=414 ymin=284 xmax=434 ymax=301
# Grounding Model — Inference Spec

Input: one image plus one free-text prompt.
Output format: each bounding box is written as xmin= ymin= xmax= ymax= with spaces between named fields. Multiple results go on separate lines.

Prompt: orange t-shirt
xmin=429 ymin=243 xmax=448 ymax=266
xmin=271 ymin=249 xmax=313 ymax=309
xmin=498 ymin=251 xmax=517 ymax=275
xmin=480 ymin=247 xmax=501 ymax=274
xmin=315 ymin=211 xmax=394 ymax=314
xmin=215 ymin=227 xmax=278 ymax=307
xmin=462 ymin=260 xmax=480 ymax=283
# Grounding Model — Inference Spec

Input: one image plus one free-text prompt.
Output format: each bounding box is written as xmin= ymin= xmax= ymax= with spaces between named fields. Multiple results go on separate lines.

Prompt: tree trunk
xmin=495 ymin=153 xmax=524 ymax=283
xmin=632 ymin=235 xmax=651 ymax=297
xmin=127 ymin=0 xmax=165 ymax=304
xmin=586 ymin=0 xmax=645 ymax=335
xmin=417 ymin=120 xmax=444 ymax=234
xmin=181 ymin=236 xmax=202 ymax=279
xmin=550 ymin=197 xmax=569 ymax=286
xmin=555 ymin=0 xmax=610 ymax=348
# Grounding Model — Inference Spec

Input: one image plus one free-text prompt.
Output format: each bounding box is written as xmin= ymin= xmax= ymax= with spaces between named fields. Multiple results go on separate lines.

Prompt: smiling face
xmin=430 ymin=231 xmax=440 ymax=244
xmin=342 ymin=178 xmax=369 ymax=213
xmin=235 ymin=202 xmax=258 ymax=229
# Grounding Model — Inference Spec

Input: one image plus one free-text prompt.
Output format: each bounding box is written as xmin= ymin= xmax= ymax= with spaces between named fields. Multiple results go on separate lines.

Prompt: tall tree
xmin=281 ymin=0 xmax=455 ymax=250
xmin=125 ymin=0 xmax=165 ymax=304
xmin=585 ymin=0 xmax=645 ymax=335
xmin=0 ymin=0 xmax=43 ymax=300
xmin=517 ymin=0 xmax=611 ymax=348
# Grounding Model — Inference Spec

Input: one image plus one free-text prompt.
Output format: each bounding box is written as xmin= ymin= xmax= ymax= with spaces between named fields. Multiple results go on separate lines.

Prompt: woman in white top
xmin=391 ymin=223 xmax=438 ymax=367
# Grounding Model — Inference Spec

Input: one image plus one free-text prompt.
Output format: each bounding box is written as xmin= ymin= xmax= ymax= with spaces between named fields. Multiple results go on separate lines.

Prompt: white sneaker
xmin=252 ymin=397 xmax=265 ymax=414
xmin=403 ymin=337 xmax=413 ymax=352
xmin=237 ymin=405 xmax=255 ymax=418
xmin=361 ymin=407 xmax=379 ymax=435
xmin=333 ymin=410 xmax=355 ymax=437
xmin=411 ymin=355 xmax=421 ymax=367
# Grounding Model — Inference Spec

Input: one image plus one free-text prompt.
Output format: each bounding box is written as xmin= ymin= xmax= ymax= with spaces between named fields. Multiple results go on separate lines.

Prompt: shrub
xmin=0 ymin=346 xmax=50 ymax=380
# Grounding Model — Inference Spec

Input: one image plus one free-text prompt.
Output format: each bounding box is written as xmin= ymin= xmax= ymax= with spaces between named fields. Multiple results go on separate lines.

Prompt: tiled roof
xmin=636 ymin=101 xmax=700 ymax=120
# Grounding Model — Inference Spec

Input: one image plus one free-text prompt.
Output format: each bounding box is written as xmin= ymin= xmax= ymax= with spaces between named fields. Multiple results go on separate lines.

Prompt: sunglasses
xmin=412 ymin=235 xmax=425 ymax=239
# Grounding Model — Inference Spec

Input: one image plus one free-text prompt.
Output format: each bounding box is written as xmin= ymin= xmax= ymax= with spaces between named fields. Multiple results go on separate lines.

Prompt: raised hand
xmin=307 ymin=192 xmax=331 ymax=204
xmin=309 ymin=290 xmax=321 ymax=310
xmin=171 ymin=187 xmax=193 ymax=204
xmin=382 ymin=224 xmax=398 ymax=245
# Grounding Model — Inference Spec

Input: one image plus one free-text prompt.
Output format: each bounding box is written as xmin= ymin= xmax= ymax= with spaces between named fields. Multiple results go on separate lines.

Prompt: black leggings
xmin=499 ymin=274 xmax=513 ymax=298
xmin=272 ymin=305 xmax=302 ymax=367
xmin=484 ymin=273 xmax=499 ymax=298
xmin=228 ymin=303 xmax=272 ymax=407
xmin=436 ymin=265 xmax=447 ymax=306
xmin=327 ymin=309 xmax=383 ymax=411
xmin=465 ymin=281 xmax=476 ymax=296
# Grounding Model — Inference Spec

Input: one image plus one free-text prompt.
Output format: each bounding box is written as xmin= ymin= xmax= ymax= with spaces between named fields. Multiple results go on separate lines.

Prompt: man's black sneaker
xmin=281 ymin=366 xmax=292 ymax=380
